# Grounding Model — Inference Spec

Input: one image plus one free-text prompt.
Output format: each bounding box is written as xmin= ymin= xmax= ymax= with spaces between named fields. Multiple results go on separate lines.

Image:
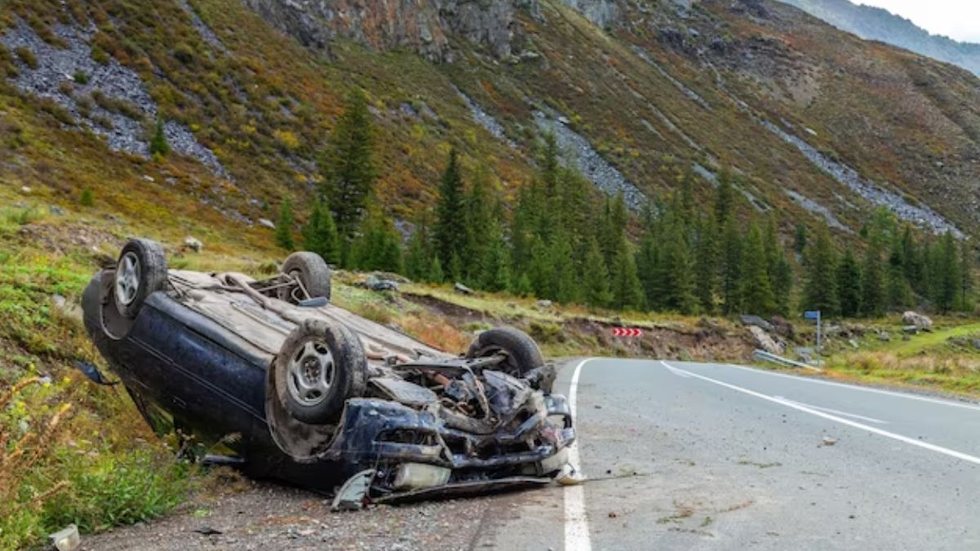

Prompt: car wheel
xmin=278 ymin=252 xmax=331 ymax=303
xmin=113 ymin=238 xmax=167 ymax=318
xmin=466 ymin=327 xmax=550 ymax=390
xmin=275 ymin=319 xmax=367 ymax=424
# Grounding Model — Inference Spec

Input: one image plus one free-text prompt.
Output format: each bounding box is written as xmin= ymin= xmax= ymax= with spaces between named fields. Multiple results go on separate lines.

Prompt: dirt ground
xmin=81 ymin=476 xmax=523 ymax=551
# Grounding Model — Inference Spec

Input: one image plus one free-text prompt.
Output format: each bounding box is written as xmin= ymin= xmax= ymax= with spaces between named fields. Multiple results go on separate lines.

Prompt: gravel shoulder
xmin=82 ymin=474 xmax=519 ymax=551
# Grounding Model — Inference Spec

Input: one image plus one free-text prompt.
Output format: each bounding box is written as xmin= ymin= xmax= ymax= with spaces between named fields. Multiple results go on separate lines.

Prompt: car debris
xmin=81 ymin=238 xmax=576 ymax=507
xmin=48 ymin=524 xmax=80 ymax=551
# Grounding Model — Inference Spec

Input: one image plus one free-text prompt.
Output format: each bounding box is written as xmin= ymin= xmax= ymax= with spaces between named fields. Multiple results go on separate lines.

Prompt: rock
xmin=740 ymin=314 xmax=774 ymax=332
xmin=20 ymin=185 xmax=31 ymax=193
xmin=878 ymin=331 xmax=891 ymax=342
xmin=453 ymin=282 xmax=474 ymax=295
xmin=901 ymin=325 xmax=919 ymax=335
xmin=183 ymin=236 xmax=203 ymax=252
xmin=848 ymin=339 xmax=859 ymax=349
xmin=49 ymin=524 xmax=80 ymax=551
xmin=49 ymin=205 xmax=65 ymax=216
xmin=142 ymin=174 xmax=155 ymax=183
xmin=820 ymin=436 xmax=837 ymax=447
xmin=536 ymin=299 xmax=553 ymax=309
xmin=258 ymin=218 xmax=276 ymax=229
xmin=363 ymin=275 xmax=399 ymax=292
xmin=770 ymin=316 xmax=795 ymax=339
xmin=749 ymin=325 xmax=784 ymax=355
xmin=972 ymin=339 xmax=980 ymax=351
xmin=901 ymin=311 xmax=933 ymax=331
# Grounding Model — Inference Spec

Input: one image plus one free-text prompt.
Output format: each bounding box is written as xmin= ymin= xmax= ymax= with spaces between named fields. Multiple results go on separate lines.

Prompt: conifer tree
xmin=771 ymin=251 xmax=794 ymax=316
xmin=793 ymin=222 xmax=807 ymax=255
xmin=275 ymin=198 xmax=295 ymax=251
xmin=738 ymin=223 xmax=775 ymax=314
xmin=802 ymin=226 xmax=840 ymax=316
xmin=714 ymin=169 xmax=735 ymax=225
xmin=935 ymin=232 xmax=960 ymax=313
xmin=662 ymin=223 xmax=697 ymax=313
xmin=959 ymin=241 xmax=974 ymax=311
xmin=433 ymin=148 xmax=466 ymax=273
xmin=885 ymin=245 xmax=912 ymax=311
xmin=149 ymin=119 xmax=170 ymax=157
xmin=582 ymin=236 xmax=612 ymax=308
xmin=461 ymin=167 xmax=495 ymax=284
xmin=429 ymin=255 xmax=445 ymax=283
xmin=610 ymin=237 xmax=644 ymax=310
xmin=719 ymin=217 xmax=743 ymax=314
xmin=836 ymin=248 xmax=862 ymax=317
xmin=301 ymin=200 xmax=340 ymax=264
xmin=324 ymin=89 xmax=376 ymax=247
xmin=694 ymin=215 xmax=718 ymax=313
xmin=350 ymin=205 xmax=403 ymax=274
xmin=860 ymin=246 xmax=885 ymax=317
xmin=404 ymin=215 xmax=434 ymax=282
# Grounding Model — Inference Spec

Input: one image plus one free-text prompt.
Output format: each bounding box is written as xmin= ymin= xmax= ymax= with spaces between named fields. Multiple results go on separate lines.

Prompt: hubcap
xmin=286 ymin=339 xmax=335 ymax=407
xmin=114 ymin=252 xmax=141 ymax=306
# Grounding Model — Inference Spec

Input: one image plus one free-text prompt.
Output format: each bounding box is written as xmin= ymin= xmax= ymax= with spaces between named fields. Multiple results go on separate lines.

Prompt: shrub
xmin=173 ymin=42 xmax=195 ymax=65
xmin=149 ymin=120 xmax=170 ymax=156
xmin=73 ymin=70 xmax=89 ymax=85
xmin=79 ymin=188 xmax=94 ymax=206
xmin=14 ymin=46 xmax=38 ymax=69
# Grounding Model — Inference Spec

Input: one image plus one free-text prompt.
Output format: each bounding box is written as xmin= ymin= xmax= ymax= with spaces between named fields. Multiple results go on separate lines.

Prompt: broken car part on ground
xmin=81 ymin=238 xmax=576 ymax=509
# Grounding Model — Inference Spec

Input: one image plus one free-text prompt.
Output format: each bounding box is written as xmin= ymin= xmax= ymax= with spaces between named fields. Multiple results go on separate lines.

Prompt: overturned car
xmin=82 ymin=238 xmax=575 ymax=508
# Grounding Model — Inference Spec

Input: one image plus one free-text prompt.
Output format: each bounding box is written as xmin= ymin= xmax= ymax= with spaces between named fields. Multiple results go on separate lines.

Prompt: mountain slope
xmin=0 ymin=0 xmax=978 ymax=242
xmin=779 ymin=0 xmax=980 ymax=75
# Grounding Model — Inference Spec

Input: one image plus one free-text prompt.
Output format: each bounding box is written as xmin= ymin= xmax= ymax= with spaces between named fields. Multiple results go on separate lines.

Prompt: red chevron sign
xmin=612 ymin=327 xmax=643 ymax=337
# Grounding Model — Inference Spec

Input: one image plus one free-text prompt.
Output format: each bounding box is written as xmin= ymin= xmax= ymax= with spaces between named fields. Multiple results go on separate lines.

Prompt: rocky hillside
xmin=1 ymin=0 xmax=979 ymax=242
xmin=779 ymin=0 xmax=980 ymax=75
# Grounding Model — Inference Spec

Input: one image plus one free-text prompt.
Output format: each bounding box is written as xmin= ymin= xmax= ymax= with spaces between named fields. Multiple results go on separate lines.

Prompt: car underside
xmin=81 ymin=239 xmax=576 ymax=509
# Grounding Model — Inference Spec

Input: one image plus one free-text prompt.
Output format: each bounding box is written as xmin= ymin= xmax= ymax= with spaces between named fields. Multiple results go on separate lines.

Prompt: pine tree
xmin=802 ymin=225 xmax=839 ymax=316
xmin=301 ymin=200 xmax=340 ymax=264
xmin=739 ymin=223 xmax=775 ymax=315
xmin=836 ymin=248 xmax=862 ymax=317
xmin=714 ymin=168 xmax=735 ymax=225
xmin=350 ymin=206 xmax=403 ymax=274
xmin=582 ymin=236 xmax=612 ymax=308
xmin=663 ymin=224 xmax=697 ymax=314
xmin=885 ymin=245 xmax=912 ymax=311
xmin=433 ymin=148 xmax=466 ymax=273
xmin=860 ymin=246 xmax=885 ymax=317
xmin=149 ymin=119 xmax=170 ymax=157
xmin=550 ymin=230 xmax=579 ymax=304
xmin=935 ymin=232 xmax=960 ymax=313
xmin=694 ymin=216 xmax=718 ymax=314
xmin=324 ymin=89 xmax=376 ymax=245
xmin=461 ymin=167 xmax=497 ymax=285
xmin=404 ymin=215 xmax=434 ymax=282
xmin=959 ymin=240 xmax=974 ymax=311
xmin=719 ymin=217 xmax=743 ymax=314
xmin=610 ymin=237 xmax=644 ymax=310
xmin=275 ymin=198 xmax=295 ymax=251
xmin=771 ymin=252 xmax=794 ymax=316
xmin=793 ymin=222 xmax=807 ymax=255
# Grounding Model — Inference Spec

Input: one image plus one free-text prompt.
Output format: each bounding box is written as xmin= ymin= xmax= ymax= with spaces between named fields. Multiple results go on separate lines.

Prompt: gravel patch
xmin=82 ymin=479 xmax=507 ymax=551
xmin=533 ymin=110 xmax=647 ymax=210
xmin=784 ymin=189 xmax=851 ymax=232
xmin=1 ymin=19 xmax=229 ymax=178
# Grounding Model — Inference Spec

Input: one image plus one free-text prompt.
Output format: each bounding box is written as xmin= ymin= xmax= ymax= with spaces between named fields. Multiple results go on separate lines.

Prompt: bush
xmin=79 ymin=188 xmax=94 ymax=206
xmin=73 ymin=71 xmax=89 ymax=85
xmin=14 ymin=46 xmax=38 ymax=69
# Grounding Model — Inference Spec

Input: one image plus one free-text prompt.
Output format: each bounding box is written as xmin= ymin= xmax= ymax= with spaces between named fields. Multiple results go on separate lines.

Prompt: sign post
xmin=804 ymin=310 xmax=821 ymax=351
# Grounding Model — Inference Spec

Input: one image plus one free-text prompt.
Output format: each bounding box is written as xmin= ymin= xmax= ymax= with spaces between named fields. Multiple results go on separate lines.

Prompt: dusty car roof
xmin=167 ymin=270 xmax=446 ymax=363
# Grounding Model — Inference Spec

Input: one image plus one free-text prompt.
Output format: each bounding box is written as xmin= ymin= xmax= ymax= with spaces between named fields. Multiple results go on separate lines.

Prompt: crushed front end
xmin=298 ymin=358 xmax=576 ymax=509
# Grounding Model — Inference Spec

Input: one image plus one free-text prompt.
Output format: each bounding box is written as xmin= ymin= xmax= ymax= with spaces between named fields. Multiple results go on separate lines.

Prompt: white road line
xmin=718 ymin=362 xmax=980 ymax=412
xmin=661 ymin=361 xmax=980 ymax=467
xmin=565 ymin=358 xmax=593 ymax=551
xmin=662 ymin=362 xmax=692 ymax=378
xmin=773 ymin=396 xmax=889 ymax=425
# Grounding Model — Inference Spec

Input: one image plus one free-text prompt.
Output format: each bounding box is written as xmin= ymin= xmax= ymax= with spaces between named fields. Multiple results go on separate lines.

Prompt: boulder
xmin=740 ymin=314 xmax=774 ymax=332
xmin=258 ymin=218 xmax=276 ymax=229
xmin=363 ymin=274 xmax=399 ymax=292
xmin=183 ymin=236 xmax=203 ymax=252
xmin=454 ymin=282 xmax=474 ymax=295
xmin=901 ymin=311 xmax=932 ymax=331
xmin=770 ymin=315 xmax=795 ymax=339
xmin=749 ymin=325 xmax=784 ymax=355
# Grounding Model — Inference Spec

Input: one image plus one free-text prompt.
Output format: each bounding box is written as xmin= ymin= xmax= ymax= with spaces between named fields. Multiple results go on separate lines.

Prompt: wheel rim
xmin=286 ymin=339 xmax=335 ymax=407
xmin=115 ymin=252 xmax=141 ymax=306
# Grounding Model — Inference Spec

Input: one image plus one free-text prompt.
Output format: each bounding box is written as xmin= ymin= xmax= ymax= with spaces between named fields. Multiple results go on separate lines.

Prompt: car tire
xmin=466 ymin=327 xmax=550 ymax=390
xmin=275 ymin=319 xmax=367 ymax=425
xmin=278 ymin=252 xmax=331 ymax=303
xmin=113 ymin=238 xmax=167 ymax=318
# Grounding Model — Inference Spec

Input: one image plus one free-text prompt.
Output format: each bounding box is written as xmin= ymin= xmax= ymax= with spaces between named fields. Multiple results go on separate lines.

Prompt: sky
xmin=857 ymin=1 xmax=980 ymax=43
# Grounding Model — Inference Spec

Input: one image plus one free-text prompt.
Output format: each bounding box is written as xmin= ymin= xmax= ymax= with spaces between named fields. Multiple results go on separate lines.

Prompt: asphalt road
xmin=85 ymin=358 xmax=980 ymax=550
xmin=476 ymin=359 xmax=980 ymax=550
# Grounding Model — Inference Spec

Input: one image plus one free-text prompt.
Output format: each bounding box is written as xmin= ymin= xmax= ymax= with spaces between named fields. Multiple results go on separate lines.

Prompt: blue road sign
xmin=804 ymin=310 xmax=820 ymax=320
